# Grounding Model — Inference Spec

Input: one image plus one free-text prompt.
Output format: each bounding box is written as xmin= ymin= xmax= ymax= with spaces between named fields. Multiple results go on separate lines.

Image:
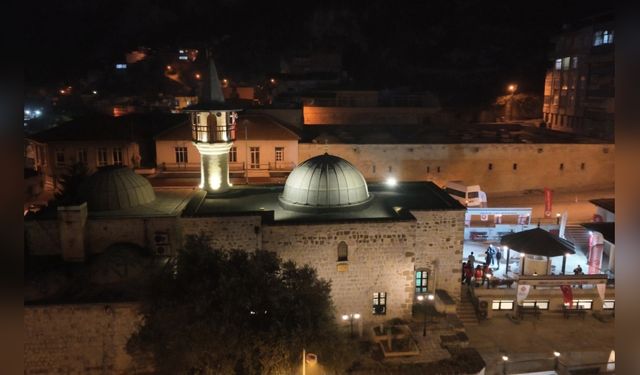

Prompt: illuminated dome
xmin=279 ymin=153 xmax=372 ymax=211
xmin=79 ymin=166 xmax=155 ymax=211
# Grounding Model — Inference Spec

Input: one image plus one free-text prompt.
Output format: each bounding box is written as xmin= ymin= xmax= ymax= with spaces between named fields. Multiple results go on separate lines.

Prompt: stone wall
xmin=180 ymin=216 xmax=263 ymax=251
xmin=24 ymin=303 xmax=146 ymax=374
xmin=299 ymin=143 xmax=615 ymax=194
xmin=412 ymin=210 xmax=466 ymax=303
xmin=262 ymin=221 xmax=417 ymax=325
xmin=25 ymin=219 xmax=61 ymax=256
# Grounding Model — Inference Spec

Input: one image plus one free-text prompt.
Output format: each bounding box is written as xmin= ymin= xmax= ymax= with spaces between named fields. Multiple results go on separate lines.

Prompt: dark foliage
xmin=128 ymin=234 xmax=356 ymax=374
xmin=53 ymin=162 xmax=90 ymax=205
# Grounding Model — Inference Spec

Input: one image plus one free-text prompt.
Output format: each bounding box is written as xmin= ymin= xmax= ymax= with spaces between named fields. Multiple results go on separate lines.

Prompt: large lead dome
xmin=79 ymin=166 xmax=156 ymax=211
xmin=280 ymin=153 xmax=372 ymax=211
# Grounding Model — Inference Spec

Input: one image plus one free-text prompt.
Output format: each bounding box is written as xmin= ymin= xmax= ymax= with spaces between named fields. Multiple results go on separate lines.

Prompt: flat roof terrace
xmin=182 ymin=181 xmax=465 ymax=224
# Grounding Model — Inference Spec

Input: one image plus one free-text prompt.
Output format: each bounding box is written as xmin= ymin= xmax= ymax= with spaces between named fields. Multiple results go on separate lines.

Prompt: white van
xmin=444 ymin=181 xmax=486 ymax=207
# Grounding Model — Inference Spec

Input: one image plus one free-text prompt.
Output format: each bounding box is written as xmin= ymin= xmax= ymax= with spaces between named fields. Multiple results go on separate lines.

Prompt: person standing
xmin=461 ymin=262 xmax=468 ymax=284
xmin=468 ymin=252 xmax=476 ymax=267
xmin=474 ymin=265 xmax=483 ymax=287
xmin=495 ymin=248 xmax=502 ymax=270
xmin=465 ymin=264 xmax=474 ymax=286
xmin=485 ymin=246 xmax=494 ymax=266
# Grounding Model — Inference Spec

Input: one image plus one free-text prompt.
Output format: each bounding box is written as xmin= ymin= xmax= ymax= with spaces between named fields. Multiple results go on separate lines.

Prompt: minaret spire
xmin=206 ymin=48 xmax=225 ymax=103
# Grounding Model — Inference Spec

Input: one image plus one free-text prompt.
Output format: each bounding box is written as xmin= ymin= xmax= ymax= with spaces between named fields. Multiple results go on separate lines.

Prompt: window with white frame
xmin=175 ymin=147 xmax=188 ymax=164
xmin=571 ymin=56 xmax=579 ymax=69
xmin=275 ymin=147 xmax=284 ymax=162
xmin=492 ymin=300 xmax=514 ymax=310
xmin=55 ymin=149 xmax=65 ymax=166
xmin=97 ymin=148 xmax=108 ymax=166
xmin=250 ymin=147 xmax=260 ymax=169
xmin=564 ymin=299 xmax=593 ymax=310
xmin=603 ymin=300 xmax=615 ymax=310
xmin=373 ymin=292 xmax=387 ymax=315
xmin=522 ymin=300 xmax=549 ymax=310
xmin=77 ymin=149 xmax=87 ymax=164
xmin=229 ymin=146 xmax=237 ymax=162
xmin=113 ymin=147 xmax=123 ymax=165
xmin=562 ymin=57 xmax=570 ymax=70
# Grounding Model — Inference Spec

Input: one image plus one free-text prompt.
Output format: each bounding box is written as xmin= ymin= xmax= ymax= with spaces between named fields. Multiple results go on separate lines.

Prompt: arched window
xmin=337 ymin=242 xmax=348 ymax=262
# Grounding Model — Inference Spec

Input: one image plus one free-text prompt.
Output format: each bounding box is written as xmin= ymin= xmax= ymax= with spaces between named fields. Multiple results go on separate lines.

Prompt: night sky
xmin=25 ymin=0 xmax=612 ymax=106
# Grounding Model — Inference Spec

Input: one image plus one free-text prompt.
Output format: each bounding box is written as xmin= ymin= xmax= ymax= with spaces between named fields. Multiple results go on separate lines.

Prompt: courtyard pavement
xmin=465 ymin=314 xmax=614 ymax=374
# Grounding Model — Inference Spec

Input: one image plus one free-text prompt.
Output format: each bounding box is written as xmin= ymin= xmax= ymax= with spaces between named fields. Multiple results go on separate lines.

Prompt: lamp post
xmin=553 ymin=351 xmax=561 ymax=370
xmin=507 ymin=84 xmax=517 ymax=121
xmin=502 ymin=355 xmax=509 ymax=375
xmin=342 ymin=313 xmax=361 ymax=338
xmin=416 ymin=294 xmax=434 ymax=337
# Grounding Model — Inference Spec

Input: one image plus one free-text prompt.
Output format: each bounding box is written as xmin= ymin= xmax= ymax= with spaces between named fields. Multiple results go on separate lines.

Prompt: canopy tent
xmin=500 ymin=227 xmax=576 ymax=275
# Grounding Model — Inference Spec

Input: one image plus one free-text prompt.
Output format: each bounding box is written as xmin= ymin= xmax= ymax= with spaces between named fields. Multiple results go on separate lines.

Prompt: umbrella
xmin=500 ymin=227 xmax=575 ymax=275
xmin=500 ymin=227 xmax=575 ymax=257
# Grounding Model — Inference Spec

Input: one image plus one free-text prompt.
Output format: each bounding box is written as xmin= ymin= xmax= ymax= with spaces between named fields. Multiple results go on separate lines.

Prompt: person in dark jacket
xmin=495 ymin=248 xmax=502 ymax=270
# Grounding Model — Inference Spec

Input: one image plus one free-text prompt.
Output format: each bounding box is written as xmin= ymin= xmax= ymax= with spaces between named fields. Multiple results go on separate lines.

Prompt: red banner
xmin=544 ymin=188 xmax=553 ymax=218
xmin=560 ymin=285 xmax=573 ymax=307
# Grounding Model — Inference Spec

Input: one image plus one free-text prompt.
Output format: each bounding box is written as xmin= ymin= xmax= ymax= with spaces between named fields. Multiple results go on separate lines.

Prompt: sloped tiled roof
xmin=155 ymin=113 xmax=300 ymax=141
xmin=31 ymin=113 xmax=189 ymax=143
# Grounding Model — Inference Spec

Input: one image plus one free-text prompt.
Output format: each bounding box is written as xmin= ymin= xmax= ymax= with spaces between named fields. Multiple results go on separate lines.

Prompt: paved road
xmin=487 ymin=187 xmax=614 ymax=224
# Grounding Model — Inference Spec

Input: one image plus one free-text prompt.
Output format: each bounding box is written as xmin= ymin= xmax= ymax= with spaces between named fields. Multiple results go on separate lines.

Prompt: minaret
xmin=183 ymin=51 xmax=241 ymax=194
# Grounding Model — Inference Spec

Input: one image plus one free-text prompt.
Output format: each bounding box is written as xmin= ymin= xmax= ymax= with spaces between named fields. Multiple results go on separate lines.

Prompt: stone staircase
xmin=457 ymin=287 xmax=479 ymax=326
xmin=563 ymin=225 xmax=591 ymax=256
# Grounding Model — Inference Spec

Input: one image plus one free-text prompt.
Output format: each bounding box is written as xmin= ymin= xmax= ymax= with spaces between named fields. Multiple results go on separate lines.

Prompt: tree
xmin=128 ymin=234 xmax=357 ymax=374
xmin=53 ymin=162 xmax=89 ymax=205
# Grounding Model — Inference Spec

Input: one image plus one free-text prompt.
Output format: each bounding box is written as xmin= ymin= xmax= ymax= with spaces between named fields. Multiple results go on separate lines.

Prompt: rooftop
xmin=589 ymin=198 xmax=615 ymax=213
xmin=31 ymin=113 xmax=189 ymax=143
xmin=155 ymin=113 xmax=300 ymax=141
xmin=182 ymin=181 xmax=465 ymax=224
xmin=301 ymin=123 xmax=611 ymax=144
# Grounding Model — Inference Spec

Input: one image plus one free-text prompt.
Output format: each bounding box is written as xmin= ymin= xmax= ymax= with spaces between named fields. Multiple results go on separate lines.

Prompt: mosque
xmin=24 ymin=96 xmax=466 ymax=326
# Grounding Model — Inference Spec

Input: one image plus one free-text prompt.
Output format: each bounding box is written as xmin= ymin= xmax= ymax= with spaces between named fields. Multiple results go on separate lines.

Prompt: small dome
xmin=79 ymin=166 xmax=155 ymax=211
xmin=280 ymin=153 xmax=371 ymax=211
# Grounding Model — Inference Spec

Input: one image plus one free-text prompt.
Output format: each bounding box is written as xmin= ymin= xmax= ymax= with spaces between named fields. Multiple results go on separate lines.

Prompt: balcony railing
xmin=228 ymin=161 xmax=296 ymax=172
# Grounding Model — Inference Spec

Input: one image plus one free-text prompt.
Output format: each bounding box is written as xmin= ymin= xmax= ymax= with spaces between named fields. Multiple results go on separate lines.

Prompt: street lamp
xmin=416 ymin=294 xmax=434 ymax=337
xmin=553 ymin=351 xmax=561 ymax=370
xmin=342 ymin=313 xmax=360 ymax=338
xmin=502 ymin=355 xmax=509 ymax=375
xmin=507 ymin=84 xmax=517 ymax=121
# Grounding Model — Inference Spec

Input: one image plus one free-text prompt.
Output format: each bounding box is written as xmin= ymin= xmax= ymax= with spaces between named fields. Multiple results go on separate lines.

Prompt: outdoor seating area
xmin=563 ymin=305 xmax=587 ymax=320
xmin=518 ymin=305 xmax=541 ymax=320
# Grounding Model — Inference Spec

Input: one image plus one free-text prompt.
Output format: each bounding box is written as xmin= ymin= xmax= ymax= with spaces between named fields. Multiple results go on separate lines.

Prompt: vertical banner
xmin=560 ymin=285 xmax=573 ymax=307
xmin=544 ymin=188 xmax=553 ymax=218
xmin=559 ymin=210 xmax=569 ymax=239
xmin=516 ymin=284 xmax=531 ymax=304
xmin=588 ymin=232 xmax=604 ymax=275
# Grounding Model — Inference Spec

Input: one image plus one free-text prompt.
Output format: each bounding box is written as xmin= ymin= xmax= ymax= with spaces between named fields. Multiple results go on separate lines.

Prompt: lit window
xmin=571 ymin=56 xmax=579 ymax=69
xmin=603 ymin=30 xmax=614 ymax=44
xmin=564 ymin=299 xmax=593 ymax=310
xmin=250 ymin=147 xmax=260 ymax=169
xmin=373 ymin=292 xmax=387 ymax=315
xmin=562 ymin=57 xmax=570 ymax=70
xmin=229 ymin=147 xmax=237 ymax=163
xmin=175 ymin=147 xmax=188 ymax=164
xmin=337 ymin=241 xmax=348 ymax=262
xmin=603 ymin=300 xmax=615 ymax=310
xmin=275 ymin=147 xmax=284 ymax=162
xmin=115 ymin=63 xmax=127 ymax=69
xmin=97 ymin=148 xmax=108 ymax=166
xmin=492 ymin=300 xmax=514 ymax=311
xmin=555 ymin=59 xmax=562 ymax=70
xmin=77 ymin=149 xmax=87 ymax=164
xmin=522 ymin=300 xmax=549 ymax=310
xmin=55 ymin=150 xmax=65 ymax=167
xmin=415 ymin=270 xmax=428 ymax=293
xmin=113 ymin=148 xmax=123 ymax=166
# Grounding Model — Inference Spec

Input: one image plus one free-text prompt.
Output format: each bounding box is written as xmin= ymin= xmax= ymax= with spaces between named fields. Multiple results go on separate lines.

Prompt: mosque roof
xmin=78 ymin=166 xmax=156 ymax=211
xmin=279 ymin=153 xmax=371 ymax=211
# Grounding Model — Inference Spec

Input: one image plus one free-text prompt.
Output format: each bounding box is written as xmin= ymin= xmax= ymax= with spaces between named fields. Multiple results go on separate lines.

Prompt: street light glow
xmin=417 ymin=295 xmax=424 ymax=301
xmin=353 ymin=313 xmax=361 ymax=319
xmin=427 ymin=294 xmax=435 ymax=301
xmin=502 ymin=355 xmax=509 ymax=361
xmin=553 ymin=351 xmax=561 ymax=357
xmin=342 ymin=314 xmax=349 ymax=321
xmin=386 ymin=177 xmax=397 ymax=187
